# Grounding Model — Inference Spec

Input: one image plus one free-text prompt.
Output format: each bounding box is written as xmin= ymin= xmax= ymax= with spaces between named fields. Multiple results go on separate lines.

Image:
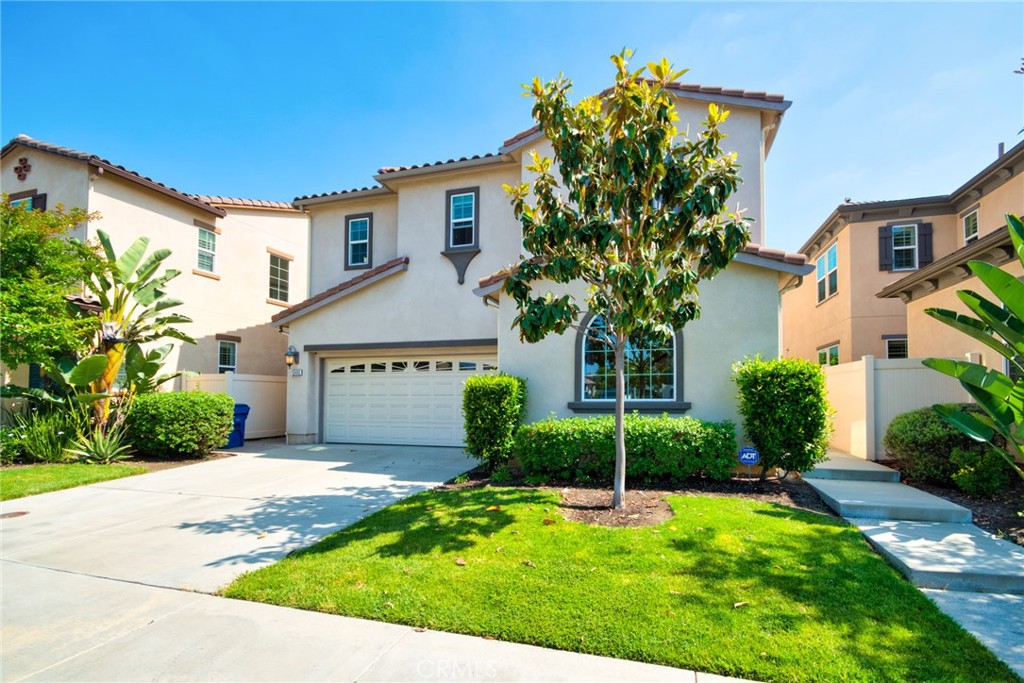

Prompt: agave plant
xmin=923 ymin=213 xmax=1024 ymax=481
xmin=88 ymin=230 xmax=194 ymax=427
xmin=67 ymin=420 xmax=134 ymax=464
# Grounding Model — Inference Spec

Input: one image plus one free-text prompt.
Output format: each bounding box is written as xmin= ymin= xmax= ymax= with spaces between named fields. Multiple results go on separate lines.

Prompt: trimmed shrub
xmin=127 ymin=391 xmax=234 ymax=458
xmin=883 ymin=404 xmax=984 ymax=484
xmin=732 ymin=356 xmax=832 ymax=479
xmin=463 ymin=375 xmax=527 ymax=471
xmin=513 ymin=414 xmax=736 ymax=484
xmin=951 ymin=447 xmax=1011 ymax=497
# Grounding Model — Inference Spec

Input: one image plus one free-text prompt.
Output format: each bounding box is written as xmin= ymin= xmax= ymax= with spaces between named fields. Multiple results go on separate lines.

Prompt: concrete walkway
xmin=2 ymin=441 xmax=752 ymax=682
xmin=804 ymin=451 xmax=1024 ymax=677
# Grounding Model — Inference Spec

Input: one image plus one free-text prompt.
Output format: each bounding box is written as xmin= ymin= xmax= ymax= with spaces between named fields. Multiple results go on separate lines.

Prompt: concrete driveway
xmin=1 ymin=442 xmax=475 ymax=592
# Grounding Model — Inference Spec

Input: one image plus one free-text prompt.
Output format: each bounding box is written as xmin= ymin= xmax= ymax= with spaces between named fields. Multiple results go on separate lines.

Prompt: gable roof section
xmin=194 ymin=195 xmax=300 ymax=212
xmin=271 ymin=256 xmax=410 ymax=327
xmin=2 ymin=135 xmax=226 ymax=217
xmin=799 ymin=139 xmax=1024 ymax=257
xmin=293 ymin=185 xmax=394 ymax=209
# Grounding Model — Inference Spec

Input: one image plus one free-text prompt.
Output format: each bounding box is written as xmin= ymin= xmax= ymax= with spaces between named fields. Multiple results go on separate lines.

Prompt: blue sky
xmin=2 ymin=2 xmax=1021 ymax=252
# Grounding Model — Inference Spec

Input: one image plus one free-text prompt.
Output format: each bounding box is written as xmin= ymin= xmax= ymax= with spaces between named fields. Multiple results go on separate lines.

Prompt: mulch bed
xmin=444 ymin=468 xmax=835 ymax=528
xmin=131 ymin=451 xmax=235 ymax=473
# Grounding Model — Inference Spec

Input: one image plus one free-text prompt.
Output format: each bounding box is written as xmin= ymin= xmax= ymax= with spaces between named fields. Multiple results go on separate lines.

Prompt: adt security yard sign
xmin=738 ymin=446 xmax=760 ymax=466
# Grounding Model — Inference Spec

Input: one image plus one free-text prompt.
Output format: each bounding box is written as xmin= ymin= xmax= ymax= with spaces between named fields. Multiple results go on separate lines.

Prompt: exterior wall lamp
xmin=285 ymin=346 xmax=300 ymax=367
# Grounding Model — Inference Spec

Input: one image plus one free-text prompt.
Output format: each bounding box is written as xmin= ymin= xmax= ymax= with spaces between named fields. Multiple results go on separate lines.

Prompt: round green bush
xmin=950 ymin=447 xmax=1011 ymax=497
xmin=882 ymin=404 xmax=984 ymax=484
xmin=127 ymin=392 xmax=234 ymax=458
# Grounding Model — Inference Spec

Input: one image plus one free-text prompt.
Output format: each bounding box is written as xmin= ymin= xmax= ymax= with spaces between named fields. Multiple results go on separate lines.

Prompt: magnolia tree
xmin=504 ymin=50 xmax=750 ymax=508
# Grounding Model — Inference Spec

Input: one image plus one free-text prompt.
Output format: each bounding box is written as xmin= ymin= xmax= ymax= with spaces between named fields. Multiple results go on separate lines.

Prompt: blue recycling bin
xmin=224 ymin=403 xmax=251 ymax=449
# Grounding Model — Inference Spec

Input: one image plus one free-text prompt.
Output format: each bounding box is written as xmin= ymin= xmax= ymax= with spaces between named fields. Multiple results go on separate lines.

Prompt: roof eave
xmin=373 ymin=154 xmax=517 ymax=184
xmin=293 ymin=186 xmax=394 ymax=209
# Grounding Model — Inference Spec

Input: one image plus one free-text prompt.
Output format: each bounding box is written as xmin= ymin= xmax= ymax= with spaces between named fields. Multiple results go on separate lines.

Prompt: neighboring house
xmin=274 ymin=83 xmax=811 ymax=446
xmin=1 ymin=135 xmax=309 ymax=390
xmin=782 ymin=140 xmax=1024 ymax=366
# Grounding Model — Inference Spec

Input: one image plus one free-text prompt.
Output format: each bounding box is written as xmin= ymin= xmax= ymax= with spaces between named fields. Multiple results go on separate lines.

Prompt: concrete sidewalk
xmin=3 ymin=562 xmax=744 ymax=682
xmin=2 ymin=443 xmax=755 ymax=682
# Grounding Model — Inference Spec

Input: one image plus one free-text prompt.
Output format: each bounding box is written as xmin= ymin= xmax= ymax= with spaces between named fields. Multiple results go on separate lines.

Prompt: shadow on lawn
xmin=291 ymin=487 xmax=553 ymax=560
xmin=669 ymin=502 xmax=1013 ymax=681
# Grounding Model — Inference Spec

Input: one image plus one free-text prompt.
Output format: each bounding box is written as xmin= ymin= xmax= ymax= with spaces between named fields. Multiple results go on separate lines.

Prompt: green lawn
xmin=0 ymin=463 xmax=147 ymax=501
xmin=224 ymin=487 xmax=1019 ymax=683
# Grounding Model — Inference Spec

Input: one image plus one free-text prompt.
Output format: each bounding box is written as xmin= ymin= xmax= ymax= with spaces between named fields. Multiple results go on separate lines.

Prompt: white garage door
xmin=323 ymin=356 xmax=497 ymax=446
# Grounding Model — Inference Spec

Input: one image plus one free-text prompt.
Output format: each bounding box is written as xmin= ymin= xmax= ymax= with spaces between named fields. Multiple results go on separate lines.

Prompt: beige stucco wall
xmin=961 ymin=166 xmax=1024 ymax=242
xmin=87 ymin=174 xmax=308 ymax=380
xmin=906 ymin=259 xmax=1024 ymax=371
xmin=782 ymin=210 xmax=964 ymax=363
xmin=496 ymin=261 xmax=780 ymax=428
xmin=1 ymin=147 xmax=90 ymax=240
xmin=308 ymin=195 xmax=398 ymax=295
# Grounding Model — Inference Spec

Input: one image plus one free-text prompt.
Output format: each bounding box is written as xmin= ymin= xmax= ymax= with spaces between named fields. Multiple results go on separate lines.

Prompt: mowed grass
xmin=224 ymin=487 xmax=1019 ymax=683
xmin=0 ymin=463 xmax=146 ymax=500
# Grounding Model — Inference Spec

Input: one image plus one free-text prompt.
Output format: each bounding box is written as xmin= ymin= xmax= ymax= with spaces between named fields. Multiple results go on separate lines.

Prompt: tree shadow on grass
xmin=667 ymin=502 xmax=1017 ymax=682
xmin=291 ymin=487 xmax=553 ymax=560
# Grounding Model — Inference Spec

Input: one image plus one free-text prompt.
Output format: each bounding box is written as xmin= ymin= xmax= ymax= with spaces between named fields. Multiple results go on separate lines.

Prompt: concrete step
xmin=850 ymin=519 xmax=1024 ymax=594
xmin=805 ymin=479 xmax=972 ymax=523
xmin=802 ymin=453 xmax=901 ymax=482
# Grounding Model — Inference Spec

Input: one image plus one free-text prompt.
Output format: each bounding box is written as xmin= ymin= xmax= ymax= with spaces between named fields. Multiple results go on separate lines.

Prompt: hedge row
xmin=128 ymin=391 xmax=234 ymax=458
xmin=512 ymin=414 xmax=736 ymax=484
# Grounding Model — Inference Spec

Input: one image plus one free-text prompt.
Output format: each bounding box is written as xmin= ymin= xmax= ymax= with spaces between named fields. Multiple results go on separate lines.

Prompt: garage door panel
xmin=323 ymin=356 xmax=495 ymax=447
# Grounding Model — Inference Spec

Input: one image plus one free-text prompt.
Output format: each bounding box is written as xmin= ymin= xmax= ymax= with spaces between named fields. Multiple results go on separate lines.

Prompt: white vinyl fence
xmin=183 ymin=372 xmax=286 ymax=439
xmin=823 ymin=356 xmax=970 ymax=461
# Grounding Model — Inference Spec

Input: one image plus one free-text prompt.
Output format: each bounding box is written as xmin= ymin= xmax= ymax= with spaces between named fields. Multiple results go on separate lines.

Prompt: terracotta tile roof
xmin=502 ymin=126 xmax=541 ymax=149
xmin=193 ymin=195 xmax=298 ymax=212
xmin=740 ymin=242 xmax=807 ymax=266
xmin=271 ymin=256 xmax=410 ymax=323
xmin=2 ymin=135 xmax=225 ymax=217
xmin=377 ymin=153 xmax=501 ymax=175
xmin=477 ymin=245 xmax=805 ymax=290
xmin=293 ymin=185 xmax=387 ymax=203
xmin=664 ymin=81 xmax=787 ymax=103
xmin=66 ymin=293 xmax=101 ymax=313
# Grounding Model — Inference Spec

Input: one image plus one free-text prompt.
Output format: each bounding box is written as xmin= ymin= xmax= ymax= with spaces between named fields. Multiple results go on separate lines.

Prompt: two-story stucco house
xmin=274 ymin=83 xmax=811 ymax=447
xmin=782 ymin=140 xmax=1024 ymax=367
xmin=1 ymin=135 xmax=309 ymax=388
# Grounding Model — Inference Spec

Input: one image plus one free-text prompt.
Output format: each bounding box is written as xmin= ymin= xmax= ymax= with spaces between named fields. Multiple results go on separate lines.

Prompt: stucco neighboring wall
xmin=88 ymin=175 xmax=308 ymax=378
xmin=1 ymin=148 xmax=90 ymax=240
xmin=906 ymin=259 xmax=1024 ymax=371
xmin=781 ymin=228 xmax=852 ymax=362
xmin=497 ymin=261 xmax=780 ymax=427
xmin=962 ymin=164 xmax=1024 ymax=242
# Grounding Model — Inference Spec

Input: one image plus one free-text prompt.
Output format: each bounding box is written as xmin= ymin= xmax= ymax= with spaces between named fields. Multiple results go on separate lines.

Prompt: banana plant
xmin=123 ymin=343 xmax=190 ymax=394
xmin=88 ymin=230 xmax=194 ymax=427
xmin=923 ymin=213 xmax=1024 ymax=481
xmin=0 ymin=354 xmax=111 ymax=422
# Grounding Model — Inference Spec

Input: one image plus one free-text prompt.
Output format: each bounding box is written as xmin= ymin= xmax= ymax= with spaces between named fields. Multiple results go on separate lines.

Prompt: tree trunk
xmin=612 ymin=338 xmax=627 ymax=509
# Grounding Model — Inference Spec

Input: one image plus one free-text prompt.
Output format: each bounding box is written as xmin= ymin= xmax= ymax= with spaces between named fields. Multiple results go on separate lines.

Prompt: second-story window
xmin=269 ymin=254 xmax=290 ymax=302
xmin=963 ymin=210 xmax=979 ymax=245
xmin=197 ymin=228 xmax=216 ymax=273
xmin=892 ymin=224 xmax=918 ymax=271
xmin=446 ymin=187 xmax=479 ymax=249
xmin=345 ymin=213 xmax=372 ymax=270
xmin=816 ymin=243 xmax=837 ymax=303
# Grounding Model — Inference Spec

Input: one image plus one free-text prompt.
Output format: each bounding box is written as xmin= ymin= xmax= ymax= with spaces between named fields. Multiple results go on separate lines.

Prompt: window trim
xmin=817 ymin=342 xmax=840 ymax=366
xmin=891 ymin=223 xmax=918 ymax=271
xmin=445 ymin=187 xmax=480 ymax=250
xmin=217 ymin=340 xmax=238 ymax=374
xmin=963 ymin=209 xmax=979 ymax=245
xmin=7 ymin=189 xmax=47 ymax=211
xmin=344 ymin=212 xmax=373 ymax=271
xmin=197 ymin=227 xmax=217 ymax=273
xmin=268 ymin=252 xmax=290 ymax=303
xmin=568 ymin=312 xmax=691 ymax=413
xmin=816 ymin=242 xmax=838 ymax=304
xmin=885 ymin=337 xmax=908 ymax=359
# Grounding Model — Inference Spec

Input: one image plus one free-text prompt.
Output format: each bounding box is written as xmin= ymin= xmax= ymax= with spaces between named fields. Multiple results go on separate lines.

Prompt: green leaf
xmin=96 ymin=230 xmax=117 ymax=262
xmin=967 ymin=261 xmax=1024 ymax=331
xmin=921 ymin=358 xmax=1013 ymax=399
xmin=114 ymin=237 xmax=151 ymax=283
xmin=923 ymin=308 xmax=1013 ymax=361
xmin=133 ymin=248 xmax=172 ymax=284
xmin=933 ymin=404 xmax=995 ymax=443
xmin=67 ymin=355 xmax=109 ymax=387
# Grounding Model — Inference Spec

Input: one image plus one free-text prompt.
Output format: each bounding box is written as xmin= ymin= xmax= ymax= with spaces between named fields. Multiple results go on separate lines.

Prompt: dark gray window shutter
xmin=28 ymin=363 xmax=43 ymax=389
xmin=878 ymin=226 xmax=893 ymax=271
xmin=33 ymin=193 xmax=47 ymax=211
xmin=918 ymin=223 xmax=933 ymax=267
